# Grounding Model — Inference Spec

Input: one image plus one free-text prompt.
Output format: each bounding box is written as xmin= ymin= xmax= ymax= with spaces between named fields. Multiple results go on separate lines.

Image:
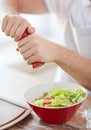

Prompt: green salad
xmin=33 ymin=87 xmax=86 ymax=107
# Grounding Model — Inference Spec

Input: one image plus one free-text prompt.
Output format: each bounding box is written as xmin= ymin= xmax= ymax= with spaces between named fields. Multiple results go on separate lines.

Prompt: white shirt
xmin=44 ymin=0 xmax=91 ymax=83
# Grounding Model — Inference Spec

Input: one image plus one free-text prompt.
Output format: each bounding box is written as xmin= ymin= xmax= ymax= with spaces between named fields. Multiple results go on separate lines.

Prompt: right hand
xmin=17 ymin=34 xmax=59 ymax=65
xmin=1 ymin=15 xmax=35 ymax=41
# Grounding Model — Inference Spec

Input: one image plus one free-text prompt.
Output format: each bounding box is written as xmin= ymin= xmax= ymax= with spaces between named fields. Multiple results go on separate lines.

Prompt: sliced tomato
xmin=43 ymin=98 xmax=54 ymax=105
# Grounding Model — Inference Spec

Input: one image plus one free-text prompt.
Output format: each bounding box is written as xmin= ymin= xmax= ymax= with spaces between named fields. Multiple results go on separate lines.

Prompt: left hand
xmin=2 ymin=15 xmax=35 ymax=41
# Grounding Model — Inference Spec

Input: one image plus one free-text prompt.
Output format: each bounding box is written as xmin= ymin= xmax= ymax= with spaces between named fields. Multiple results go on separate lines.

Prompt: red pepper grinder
xmin=22 ymin=31 xmax=44 ymax=69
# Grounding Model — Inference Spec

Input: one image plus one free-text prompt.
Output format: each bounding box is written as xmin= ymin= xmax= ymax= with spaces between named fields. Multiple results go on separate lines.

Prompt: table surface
xmin=7 ymin=95 xmax=91 ymax=130
xmin=0 ymin=37 xmax=91 ymax=130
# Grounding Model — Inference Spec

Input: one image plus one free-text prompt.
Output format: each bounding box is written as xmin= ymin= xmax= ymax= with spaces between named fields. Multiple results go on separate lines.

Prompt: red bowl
xmin=24 ymin=82 xmax=87 ymax=124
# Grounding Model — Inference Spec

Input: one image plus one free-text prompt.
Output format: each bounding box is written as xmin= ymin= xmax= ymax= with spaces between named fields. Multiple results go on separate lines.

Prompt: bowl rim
xmin=24 ymin=82 xmax=88 ymax=109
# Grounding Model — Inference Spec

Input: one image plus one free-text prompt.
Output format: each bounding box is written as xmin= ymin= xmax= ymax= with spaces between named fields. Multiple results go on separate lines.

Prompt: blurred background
xmin=0 ymin=0 xmax=65 ymax=82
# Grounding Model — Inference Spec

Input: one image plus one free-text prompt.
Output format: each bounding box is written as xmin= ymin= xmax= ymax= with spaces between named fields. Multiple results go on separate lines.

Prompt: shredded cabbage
xmin=33 ymin=87 xmax=86 ymax=107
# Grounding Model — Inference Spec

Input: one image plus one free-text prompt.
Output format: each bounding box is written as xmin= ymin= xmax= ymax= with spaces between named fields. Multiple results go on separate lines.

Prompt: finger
xmin=9 ymin=17 xmax=22 ymax=38
xmin=18 ymin=42 xmax=31 ymax=54
xmin=2 ymin=15 xmax=9 ymax=32
xmin=4 ymin=17 xmax=15 ymax=36
xmin=23 ymin=49 xmax=35 ymax=60
xmin=17 ymin=35 xmax=30 ymax=48
xmin=26 ymin=55 xmax=39 ymax=65
xmin=14 ymin=20 xmax=31 ymax=41
xmin=27 ymin=27 xmax=35 ymax=34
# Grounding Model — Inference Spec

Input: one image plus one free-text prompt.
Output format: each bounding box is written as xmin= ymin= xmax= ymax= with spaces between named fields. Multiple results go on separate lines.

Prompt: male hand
xmin=2 ymin=15 xmax=35 ymax=41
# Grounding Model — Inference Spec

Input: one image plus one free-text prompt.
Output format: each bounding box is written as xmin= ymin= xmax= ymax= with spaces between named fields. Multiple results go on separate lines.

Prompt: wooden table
xmin=5 ymin=94 xmax=91 ymax=130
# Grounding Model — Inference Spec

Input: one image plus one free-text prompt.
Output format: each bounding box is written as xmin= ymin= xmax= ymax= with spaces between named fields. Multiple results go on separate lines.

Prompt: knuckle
xmin=10 ymin=16 xmax=15 ymax=21
xmin=5 ymin=31 xmax=9 ymax=36
xmin=22 ymin=19 xmax=29 ymax=26
xmin=17 ymin=16 xmax=23 ymax=22
xmin=10 ymin=33 xmax=14 ymax=38
xmin=4 ymin=15 xmax=9 ymax=20
xmin=15 ymin=33 xmax=21 ymax=39
xmin=8 ymin=15 xmax=16 ymax=22
xmin=17 ymin=43 xmax=22 ymax=49
xmin=19 ymin=48 xmax=23 ymax=54
xmin=22 ymin=18 xmax=27 ymax=23
xmin=2 ymin=15 xmax=9 ymax=25
xmin=26 ymin=58 xmax=31 ymax=65
xmin=26 ymin=59 xmax=29 ymax=64
xmin=23 ymin=56 xmax=26 ymax=60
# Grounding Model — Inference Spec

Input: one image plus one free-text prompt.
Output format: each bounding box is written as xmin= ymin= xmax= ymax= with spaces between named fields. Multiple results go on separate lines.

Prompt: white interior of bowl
xmin=24 ymin=82 xmax=87 ymax=105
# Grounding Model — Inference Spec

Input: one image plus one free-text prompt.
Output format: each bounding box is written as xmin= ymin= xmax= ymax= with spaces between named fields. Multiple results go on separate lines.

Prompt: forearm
xmin=6 ymin=0 xmax=19 ymax=14
xmin=55 ymin=45 xmax=91 ymax=91
xmin=6 ymin=0 xmax=47 ymax=14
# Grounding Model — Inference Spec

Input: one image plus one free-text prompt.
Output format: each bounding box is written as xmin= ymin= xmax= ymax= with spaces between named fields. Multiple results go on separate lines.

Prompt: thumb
xmin=27 ymin=26 xmax=36 ymax=34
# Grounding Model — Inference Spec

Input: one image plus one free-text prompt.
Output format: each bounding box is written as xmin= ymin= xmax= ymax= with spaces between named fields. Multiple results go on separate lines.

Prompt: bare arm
xmin=55 ymin=45 xmax=91 ymax=91
xmin=6 ymin=0 xmax=47 ymax=14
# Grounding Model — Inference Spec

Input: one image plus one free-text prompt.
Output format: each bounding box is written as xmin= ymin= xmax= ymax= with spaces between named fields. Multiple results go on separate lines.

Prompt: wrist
xmin=5 ymin=0 xmax=19 ymax=15
xmin=9 ymin=7 xmax=19 ymax=15
xmin=54 ymin=45 xmax=67 ymax=65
